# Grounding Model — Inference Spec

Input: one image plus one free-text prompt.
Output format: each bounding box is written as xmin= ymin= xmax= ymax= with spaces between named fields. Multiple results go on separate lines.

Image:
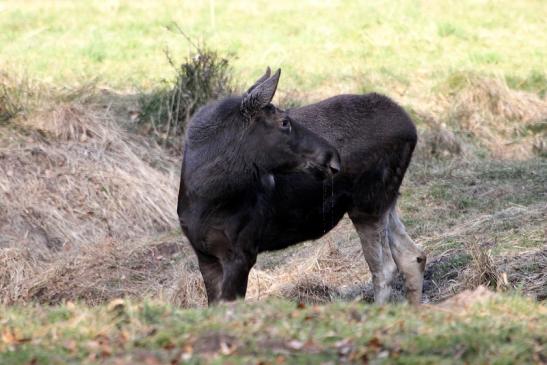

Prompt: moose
xmin=177 ymin=68 xmax=426 ymax=305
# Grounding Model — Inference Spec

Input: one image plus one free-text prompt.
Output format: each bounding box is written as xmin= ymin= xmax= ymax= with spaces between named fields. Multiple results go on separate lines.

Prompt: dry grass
xmin=412 ymin=109 xmax=467 ymax=160
xmin=464 ymin=240 xmax=506 ymax=291
xmin=0 ymin=73 xmax=545 ymax=308
xmin=421 ymin=203 xmax=546 ymax=251
xmin=0 ymin=84 xmax=187 ymax=305
xmin=502 ymin=249 xmax=547 ymax=300
xmin=0 ymin=233 xmax=205 ymax=306
xmin=0 ymin=248 xmax=45 ymax=304
xmin=247 ymin=226 xmax=369 ymax=304
xmin=441 ymin=74 xmax=547 ymax=159
xmin=423 ymin=246 xmax=546 ymax=303
xmin=409 ymin=74 xmax=547 ymax=160
xmin=0 ymin=102 xmax=179 ymax=253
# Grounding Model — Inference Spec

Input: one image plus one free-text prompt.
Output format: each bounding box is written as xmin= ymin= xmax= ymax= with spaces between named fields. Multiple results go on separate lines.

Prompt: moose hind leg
xmin=350 ymin=212 xmax=398 ymax=304
xmin=387 ymin=207 xmax=426 ymax=305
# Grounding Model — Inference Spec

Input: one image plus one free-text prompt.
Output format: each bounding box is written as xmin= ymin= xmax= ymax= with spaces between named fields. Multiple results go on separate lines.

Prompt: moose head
xmin=239 ymin=67 xmax=340 ymax=178
xmin=183 ymin=67 xmax=341 ymax=199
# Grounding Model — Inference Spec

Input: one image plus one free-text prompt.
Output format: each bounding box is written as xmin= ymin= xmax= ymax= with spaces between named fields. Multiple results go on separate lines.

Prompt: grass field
xmin=1 ymin=0 xmax=546 ymax=95
xmin=0 ymin=0 xmax=546 ymax=363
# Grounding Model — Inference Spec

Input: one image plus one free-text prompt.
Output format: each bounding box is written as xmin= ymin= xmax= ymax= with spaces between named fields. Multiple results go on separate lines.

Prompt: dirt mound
xmin=438 ymin=285 xmax=496 ymax=310
xmin=0 ymin=103 xmax=179 ymax=254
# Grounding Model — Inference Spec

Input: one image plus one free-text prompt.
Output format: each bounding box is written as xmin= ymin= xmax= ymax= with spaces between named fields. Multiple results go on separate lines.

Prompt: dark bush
xmin=139 ymin=42 xmax=234 ymax=147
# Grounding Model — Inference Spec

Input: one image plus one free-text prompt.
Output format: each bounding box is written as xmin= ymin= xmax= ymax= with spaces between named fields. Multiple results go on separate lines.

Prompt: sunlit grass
xmin=1 ymin=0 xmax=545 ymax=96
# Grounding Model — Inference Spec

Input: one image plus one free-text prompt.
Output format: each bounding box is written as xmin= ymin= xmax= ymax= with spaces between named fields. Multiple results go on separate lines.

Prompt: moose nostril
xmin=329 ymin=157 xmax=341 ymax=174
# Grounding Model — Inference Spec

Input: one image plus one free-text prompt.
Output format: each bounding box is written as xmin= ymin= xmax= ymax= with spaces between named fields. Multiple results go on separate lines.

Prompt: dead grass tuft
xmin=0 ymin=73 xmax=38 ymax=123
xmin=0 ymin=248 xmax=44 ymax=304
xmin=464 ymin=240 xmax=506 ymax=291
xmin=24 ymin=103 xmax=116 ymax=142
xmin=422 ymin=245 xmax=546 ymax=303
xmin=0 ymin=81 xmax=21 ymax=123
xmin=283 ymin=276 xmax=338 ymax=304
xmin=444 ymin=75 xmax=547 ymax=158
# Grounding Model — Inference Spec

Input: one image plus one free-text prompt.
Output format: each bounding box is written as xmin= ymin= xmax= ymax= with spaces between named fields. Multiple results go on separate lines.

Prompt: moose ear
xmin=241 ymin=69 xmax=281 ymax=118
xmin=246 ymin=67 xmax=271 ymax=93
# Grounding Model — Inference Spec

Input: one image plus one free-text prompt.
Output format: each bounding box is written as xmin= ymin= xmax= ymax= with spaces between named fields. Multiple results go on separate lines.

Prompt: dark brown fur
xmin=177 ymin=68 xmax=423 ymax=305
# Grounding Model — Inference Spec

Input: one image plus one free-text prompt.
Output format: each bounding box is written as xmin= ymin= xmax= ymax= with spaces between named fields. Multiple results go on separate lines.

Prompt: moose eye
xmin=280 ymin=119 xmax=291 ymax=131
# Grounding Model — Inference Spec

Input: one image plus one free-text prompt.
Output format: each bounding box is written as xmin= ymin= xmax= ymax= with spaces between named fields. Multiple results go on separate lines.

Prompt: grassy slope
xmin=1 ymin=0 xmax=545 ymax=95
xmin=1 ymin=1 xmax=546 ymax=363
xmin=1 ymin=296 xmax=546 ymax=364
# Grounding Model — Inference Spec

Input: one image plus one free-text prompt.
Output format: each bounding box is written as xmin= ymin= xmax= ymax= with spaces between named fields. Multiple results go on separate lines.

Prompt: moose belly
xmin=258 ymin=172 xmax=350 ymax=252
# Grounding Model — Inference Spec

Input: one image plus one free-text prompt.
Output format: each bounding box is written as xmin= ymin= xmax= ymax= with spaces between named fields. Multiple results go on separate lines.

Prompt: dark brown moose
xmin=177 ymin=68 xmax=426 ymax=305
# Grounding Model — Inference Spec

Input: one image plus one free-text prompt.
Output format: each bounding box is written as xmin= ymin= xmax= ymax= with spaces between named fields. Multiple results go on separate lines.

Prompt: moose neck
xmin=185 ymin=144 xmax=262 ymax=201
xmin=184 ymin=104 xmax=269 ymax=204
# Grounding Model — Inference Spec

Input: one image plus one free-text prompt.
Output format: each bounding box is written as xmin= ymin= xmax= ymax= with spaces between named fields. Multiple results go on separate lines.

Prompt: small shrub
xmin=139 ymin=40 xmax=234 ymax=147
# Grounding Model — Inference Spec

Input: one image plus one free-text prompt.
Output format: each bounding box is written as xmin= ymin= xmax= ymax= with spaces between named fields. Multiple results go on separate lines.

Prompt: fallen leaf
xmin=335 ymin=338 xmax=353 ymax=355
xmin=63 ymin=340 xmax=77 ymax=353
xmin=2 ymin=328 xmax=31 ymax=345
xmin=287 ymin=340 xmax=304 ymax=350
xmin=367 ymin=337 xmax=382 ymax=351
xmin=220 ymin=340 xmax=236 ymax=355
xmin=107 ymin=298 xmax=125 ymax=312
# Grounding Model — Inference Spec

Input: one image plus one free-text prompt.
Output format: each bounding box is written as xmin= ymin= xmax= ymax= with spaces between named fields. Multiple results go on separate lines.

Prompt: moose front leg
xmin=219 ymin=252 xmax=256 ymax=301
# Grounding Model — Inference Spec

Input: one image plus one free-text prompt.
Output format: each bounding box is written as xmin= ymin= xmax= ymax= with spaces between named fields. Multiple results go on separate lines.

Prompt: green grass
xmin=1 ymin=296 xmax=545 ymax=364
xmin=1 ymin=0 xmax=545 ymax=95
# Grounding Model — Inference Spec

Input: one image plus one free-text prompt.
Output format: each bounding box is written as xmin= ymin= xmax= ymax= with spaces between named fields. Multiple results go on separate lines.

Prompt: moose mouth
xmin=303 ymin=159 xmax=340 ymax=180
